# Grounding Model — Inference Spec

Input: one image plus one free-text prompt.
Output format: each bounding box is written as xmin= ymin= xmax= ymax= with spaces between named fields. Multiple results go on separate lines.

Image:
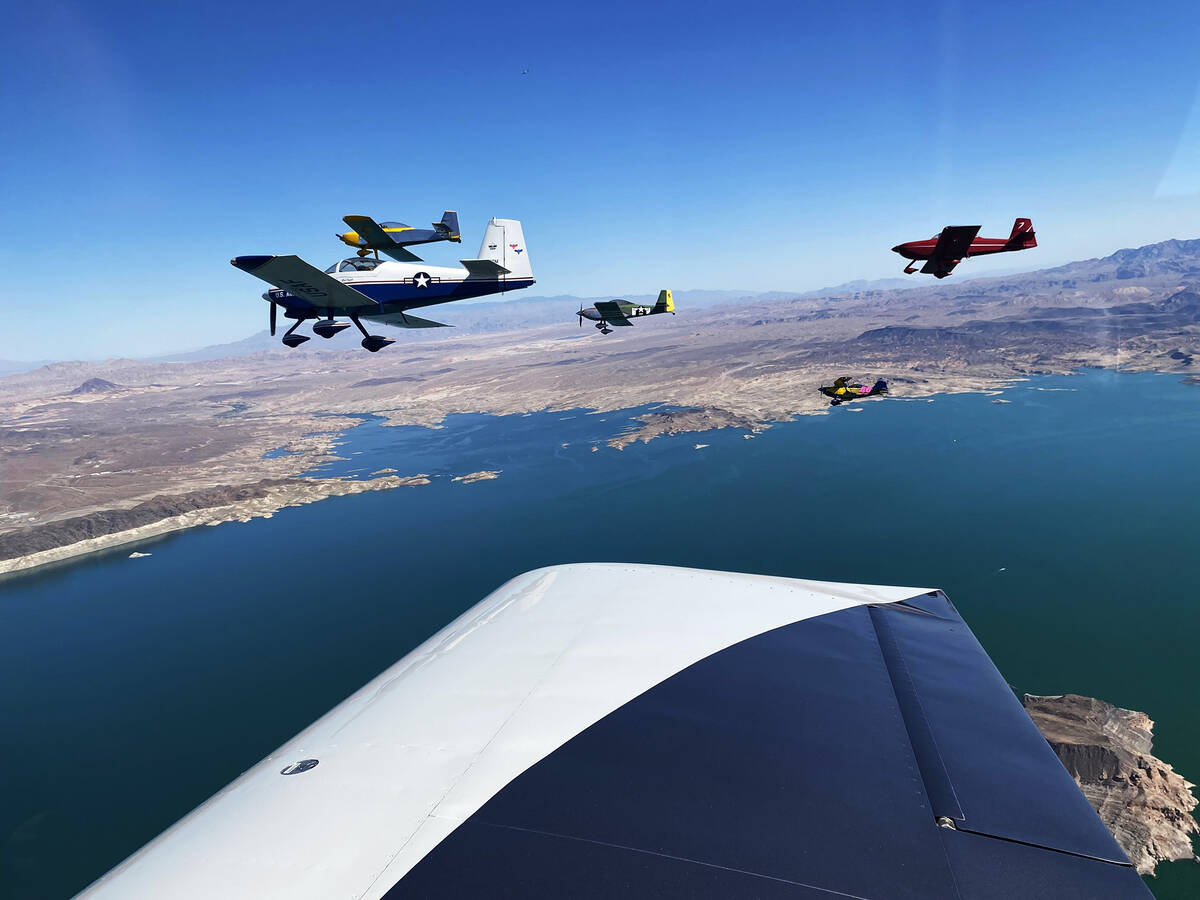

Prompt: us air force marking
xmin=413 ymin=272 xmax=431 ymax=288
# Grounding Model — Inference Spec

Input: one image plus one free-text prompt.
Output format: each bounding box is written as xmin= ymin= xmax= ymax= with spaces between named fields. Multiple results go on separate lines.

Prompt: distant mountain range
xmin=0 ymin=358 xmax=55 ymax=377
xmin=4 ymin=236 xmax=1199 ymax=372
xmin=5 ymin=229 xmax=1197 ymax=554
xmin=142 ymin=279 xmax=985 ymax=363
xmin=1031 ymin=237 xmax=1200 ymax=282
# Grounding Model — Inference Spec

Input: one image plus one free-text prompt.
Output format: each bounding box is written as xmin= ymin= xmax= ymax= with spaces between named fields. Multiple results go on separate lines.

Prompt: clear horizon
xmin=0 ymin=231 xmax=1194 ymax=365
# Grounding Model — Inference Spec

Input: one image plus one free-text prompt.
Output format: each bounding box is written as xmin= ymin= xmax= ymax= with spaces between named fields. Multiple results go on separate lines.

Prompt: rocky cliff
xmin=1023 ymin=693 xmax=1198 ymax=875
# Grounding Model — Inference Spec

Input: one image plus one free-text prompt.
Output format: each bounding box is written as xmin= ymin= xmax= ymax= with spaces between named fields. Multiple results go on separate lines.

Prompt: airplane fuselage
xmin=891 ymin=235 xmax=1020 ymax=262
xmin=268 ymin=260 xmax=534 ymax=321
xmin=578 ymin=303 xmax=656 ymax=322
xmin=338 ymin=225 xmax=447 ymax=253
xmin=235 ymin=216 xmax=530 ymax=351
xmin=818 ymin=378 xmax=888 ymax=406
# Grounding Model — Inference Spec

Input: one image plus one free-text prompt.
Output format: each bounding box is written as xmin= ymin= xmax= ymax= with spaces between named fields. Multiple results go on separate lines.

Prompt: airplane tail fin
xmin=434 ymin=210 xmax=461 ymax=242
xmin=873 ymin=379 xmax=889 ymax=395
xmin=476 ymin=218 xmax=533 ymax=281
xmin=1006 ymin=217 xmax=1036 ymax=249
xmin=653 ymin=289 xmax=674 ymax=313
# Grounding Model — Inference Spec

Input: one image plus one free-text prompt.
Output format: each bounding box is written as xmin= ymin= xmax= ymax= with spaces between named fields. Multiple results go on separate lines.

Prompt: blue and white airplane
xmin=231 ymin=217 xmax=533 ymax=352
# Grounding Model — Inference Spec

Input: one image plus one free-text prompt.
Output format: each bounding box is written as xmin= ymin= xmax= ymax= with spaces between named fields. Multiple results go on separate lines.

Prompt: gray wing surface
xmin=381 ymin=246 xmax=423 ymax=262
xmin=593 ymin=300 xmax=633 ymax=325
xmin=76 ymin=565 xmax=1149 ymax=900
xmin=230 ymin=256 xmax=374 ymax=309
xmin=365 ymin=311 xmax=451 ymax=329
xmin=922 ymin=256 xmax=959 ymax=275
xmin=342 ymin=215 xmax=393 ymax=246
xmin=933 ymin=224 xmax=981 ymax=259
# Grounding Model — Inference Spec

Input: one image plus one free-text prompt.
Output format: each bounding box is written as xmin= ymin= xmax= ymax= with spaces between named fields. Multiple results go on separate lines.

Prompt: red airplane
xmin=891 ymin=218 xmax=1037 ymax=278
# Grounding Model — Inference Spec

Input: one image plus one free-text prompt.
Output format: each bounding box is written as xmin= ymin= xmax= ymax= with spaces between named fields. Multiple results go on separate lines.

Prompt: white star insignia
xmin=414 ymin=273 xmax=430 ymax=288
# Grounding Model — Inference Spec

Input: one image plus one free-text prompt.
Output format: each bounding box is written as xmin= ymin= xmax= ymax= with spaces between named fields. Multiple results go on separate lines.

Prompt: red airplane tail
xmin=1006 ymin=217 xmax=1037 ymax=249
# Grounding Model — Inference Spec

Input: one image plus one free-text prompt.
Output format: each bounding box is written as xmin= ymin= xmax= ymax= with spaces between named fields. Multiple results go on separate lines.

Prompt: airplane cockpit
xmin=323 ymin=257 xmax=389 ymax=274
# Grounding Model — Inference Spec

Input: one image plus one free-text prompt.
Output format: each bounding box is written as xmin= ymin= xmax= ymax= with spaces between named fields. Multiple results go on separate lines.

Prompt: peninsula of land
xmin=0 ymin=475 xmax=431 ymax=576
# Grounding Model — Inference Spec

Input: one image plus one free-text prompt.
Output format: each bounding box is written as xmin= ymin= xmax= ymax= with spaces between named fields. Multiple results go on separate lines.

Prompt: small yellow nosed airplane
xmin=337 ymin=210 xmax=461 ymax=262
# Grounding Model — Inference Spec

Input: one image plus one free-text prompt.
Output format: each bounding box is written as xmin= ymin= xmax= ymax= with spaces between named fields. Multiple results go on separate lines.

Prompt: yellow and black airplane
xmin=819 ymin=376 xmax=889 ymax=406
xmin=577 ymin=290 xmax=674 ymax=335
xmin=337 ymin=211 xmax=460 ymax=262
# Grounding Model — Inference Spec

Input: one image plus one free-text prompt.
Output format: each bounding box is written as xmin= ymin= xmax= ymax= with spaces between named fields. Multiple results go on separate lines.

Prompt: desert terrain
xmin=2 ymin=237 xmax=1198 ymax=572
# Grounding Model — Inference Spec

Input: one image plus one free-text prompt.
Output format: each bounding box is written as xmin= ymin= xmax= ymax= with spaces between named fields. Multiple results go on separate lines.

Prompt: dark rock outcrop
xmin=1023 ymin=693 xmax=1198 ymax=875
xmin=69 ymin=377 xmax=121 ymax=394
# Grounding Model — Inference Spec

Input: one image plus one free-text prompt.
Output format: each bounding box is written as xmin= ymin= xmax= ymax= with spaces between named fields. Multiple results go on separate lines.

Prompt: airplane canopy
xmin=322 ymin=257 xmax=390 ymax=274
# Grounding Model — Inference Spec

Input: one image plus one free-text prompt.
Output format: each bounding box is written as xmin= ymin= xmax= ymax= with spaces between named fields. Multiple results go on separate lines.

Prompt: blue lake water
xmin=2 ymin=369 xmax=1199 ymax=898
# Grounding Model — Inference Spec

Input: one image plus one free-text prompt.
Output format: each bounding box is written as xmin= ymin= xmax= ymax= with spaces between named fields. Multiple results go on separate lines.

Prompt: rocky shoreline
xmin=0 ymin=475 xmax=430 ymax=577
xmin=451 ymin=470 xmax=501 ymax=483
xmin=608 ymin=407 xmax=770 ymax=449
xmin=1023 ymin=693 xmax=1199 ymax=875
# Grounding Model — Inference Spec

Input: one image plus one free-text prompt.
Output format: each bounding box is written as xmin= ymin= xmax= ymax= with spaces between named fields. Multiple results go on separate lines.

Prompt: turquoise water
xmin=2 ymin=369 xmax=1198 ymax=898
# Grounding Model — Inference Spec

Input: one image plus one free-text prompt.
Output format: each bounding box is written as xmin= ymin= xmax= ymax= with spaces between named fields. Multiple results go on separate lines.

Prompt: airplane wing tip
xmin=230 ymin=255 xmax=274 ymax=272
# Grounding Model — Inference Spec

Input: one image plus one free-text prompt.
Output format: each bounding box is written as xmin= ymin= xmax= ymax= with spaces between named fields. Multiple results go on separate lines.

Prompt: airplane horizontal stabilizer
xmin=459 ymin=258 xmax=511 ymax=277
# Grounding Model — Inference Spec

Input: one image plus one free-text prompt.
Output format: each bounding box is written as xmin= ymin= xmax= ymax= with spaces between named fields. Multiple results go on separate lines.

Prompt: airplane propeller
xmin=269 ymin=300 xmax=277 ymax=336
xmin=578 ymin=306 xmax=585 ymax=328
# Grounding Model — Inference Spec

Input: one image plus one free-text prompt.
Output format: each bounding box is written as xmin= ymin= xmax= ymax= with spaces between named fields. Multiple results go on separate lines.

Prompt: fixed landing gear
xmin=349 ymin=314 xmax=394 ymax=352
xmin=312 ymin=317 xmax=351 ymax=339
xmin=903 ymin=263 xmax=918 ymax=274
xmin=275 ymin=311 xmax=392 ymax=352
xmin=281 ymin=317 xmax=310 ymax=348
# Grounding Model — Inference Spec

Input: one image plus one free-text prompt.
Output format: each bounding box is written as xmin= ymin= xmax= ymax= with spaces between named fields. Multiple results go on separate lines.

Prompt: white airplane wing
xmin=76 ymin=564 xmax=1150 ymax=900
xmin=230 ymin=255 xmax=375 ymax=310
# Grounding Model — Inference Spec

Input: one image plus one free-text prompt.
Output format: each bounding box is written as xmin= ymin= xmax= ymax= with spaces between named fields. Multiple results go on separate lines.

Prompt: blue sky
xmin=3 ymin=0 xmax=1200 ymax=359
